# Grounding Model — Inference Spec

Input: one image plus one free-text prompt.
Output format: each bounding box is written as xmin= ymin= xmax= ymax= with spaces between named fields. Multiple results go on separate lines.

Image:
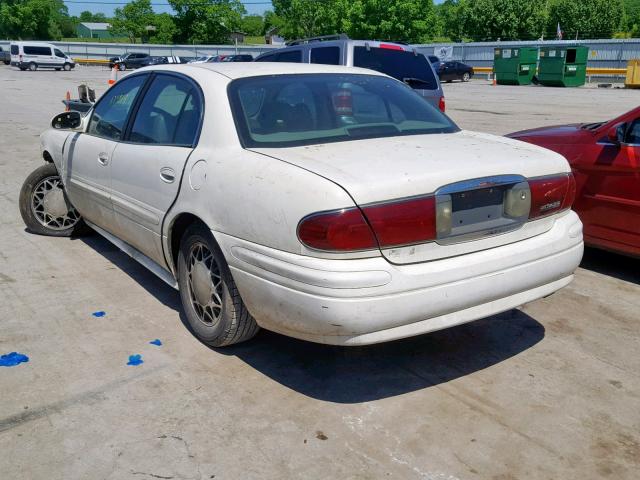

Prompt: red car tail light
xmin=438 ymin=96 xmax=446 ymax=112
xmin=379 ymin=43 xmax=404 ymax=51
xmin=528 ymin=173 xmax=575 ymax=219
xmin=332 ymin=88 xmax=353 ymax=116
xmin=362 ymin=196 xmax=437 ymax=248
xmin=298 ymin=208 xmax=377 ymax=251
xmin=298 ymin=196 xmax=439 ymax=251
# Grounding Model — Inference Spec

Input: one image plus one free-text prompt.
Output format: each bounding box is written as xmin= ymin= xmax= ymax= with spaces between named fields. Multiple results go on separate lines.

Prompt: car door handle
xmin=97 ymin=152 xmax=109 ymax=166
xmin=160 ymin=167 xmax=175 ymax=183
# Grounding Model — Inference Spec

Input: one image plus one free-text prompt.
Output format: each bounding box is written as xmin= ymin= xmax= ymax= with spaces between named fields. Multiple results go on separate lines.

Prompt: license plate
xmin=451 ymin=187 xmax=504 ymax=212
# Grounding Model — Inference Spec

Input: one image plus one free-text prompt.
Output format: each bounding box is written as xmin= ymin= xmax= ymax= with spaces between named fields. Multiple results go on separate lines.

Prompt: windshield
xmin=228 ymin=74 xmax=458 ymax=148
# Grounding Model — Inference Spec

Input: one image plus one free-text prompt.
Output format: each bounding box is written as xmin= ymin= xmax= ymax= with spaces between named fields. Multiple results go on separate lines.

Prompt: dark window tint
xmin=229 ymin=74 xmax=457 ymax=148
xmin=255 ymin=53 xmax=276 ymax=62
xmin=310 ymin=46 xmax=340 ymax=65
xmin=11 ymin=45 xmax=18 ymax=54
xmin=428 ymin=55 xmax=439 ymax=63
xmin=54 ymin=49 xmax=66 ymax=58
xmin=23 ymin=46 xmax=51 ymax=56
xmin=276 ymin=50 xmax=302 ymax=63
xmin=353 ymin=47 xmax=438 ymax=90
xmin=88 ymin=75 xmax=146 ymax=141
xmin=130 ymin=75 xmax=201 ymax=146
xmin=625 ymin=119 xmax=640 ymax=144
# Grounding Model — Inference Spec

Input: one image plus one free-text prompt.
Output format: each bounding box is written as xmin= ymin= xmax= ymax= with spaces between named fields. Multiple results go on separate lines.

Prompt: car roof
xmin=142 ymin=62 xmax=389 ymax=80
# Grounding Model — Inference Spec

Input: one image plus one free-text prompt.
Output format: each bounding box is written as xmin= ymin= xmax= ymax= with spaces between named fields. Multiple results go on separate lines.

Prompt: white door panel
xmin=64 ymin=133 xmax=117 ymax=228
xmin=109 ymin=143 xmax=192 ymax=266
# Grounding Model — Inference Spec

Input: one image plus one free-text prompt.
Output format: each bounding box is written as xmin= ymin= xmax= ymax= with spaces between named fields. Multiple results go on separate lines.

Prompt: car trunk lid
xmin=250 ymin=131 xmax=570 ymax=263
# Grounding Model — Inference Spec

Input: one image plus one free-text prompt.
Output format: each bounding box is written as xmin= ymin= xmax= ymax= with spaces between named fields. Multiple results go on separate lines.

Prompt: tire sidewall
xmin=63 ymin=63 xmax=71 ymax=71
xmin=177 ymin=226 xmax=236 ymax=345
xmin=29 ymin=62 xmax=37 ymax=71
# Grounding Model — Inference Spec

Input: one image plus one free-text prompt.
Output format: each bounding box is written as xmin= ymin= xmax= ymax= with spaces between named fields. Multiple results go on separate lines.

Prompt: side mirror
xmin=51 ymin=111 xmax=82 ymax=130
xmin=607 ymin=123 xmax=625 ymax=145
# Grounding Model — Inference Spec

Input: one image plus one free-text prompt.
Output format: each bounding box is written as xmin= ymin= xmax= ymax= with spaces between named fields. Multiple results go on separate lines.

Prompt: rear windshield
xmin=228 ymin=73 xmax=457 ymax=148
xmin=354 ymin=47 xmax=438 ymax=90
xmin=11 ymin=45 xmax=18 ymax=55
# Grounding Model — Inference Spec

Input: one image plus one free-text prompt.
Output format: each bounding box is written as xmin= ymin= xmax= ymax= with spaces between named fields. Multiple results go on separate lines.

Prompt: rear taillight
xmin=362 ymin=197 xmax=436 ymax=248
xmin=298 ymin=196 xmax=439 ymax=251
xmin=528 ymin=173 xmax=575 ymax=219
xmin=297 ymin=208 xmax=377 ymax=251
xmin=332 ymin=88 xmax=353 ymax=116
xmin=438 ymin=96 xmax=446 ymax=112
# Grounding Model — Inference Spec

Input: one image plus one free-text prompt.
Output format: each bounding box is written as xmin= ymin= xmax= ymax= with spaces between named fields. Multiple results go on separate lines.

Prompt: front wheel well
xmin=168 ymin=213 xmax=209 ymax=272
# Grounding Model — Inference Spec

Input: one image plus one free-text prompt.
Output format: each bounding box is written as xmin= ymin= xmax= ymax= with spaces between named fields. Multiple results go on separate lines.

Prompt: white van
xmin=10 ymin=42 xmax=75 ymax=71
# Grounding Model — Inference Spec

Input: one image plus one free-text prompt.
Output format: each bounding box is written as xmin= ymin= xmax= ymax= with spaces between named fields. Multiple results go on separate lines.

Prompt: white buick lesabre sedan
xmin=19 ymin=63 xmax=583 ymax=347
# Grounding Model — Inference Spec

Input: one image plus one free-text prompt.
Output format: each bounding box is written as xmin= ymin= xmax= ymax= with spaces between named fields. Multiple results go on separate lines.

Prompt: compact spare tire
xmin=177 ymin=224 xmax=259 ymax=347
xmin=19 ymin=163 xmax=84 ymax=237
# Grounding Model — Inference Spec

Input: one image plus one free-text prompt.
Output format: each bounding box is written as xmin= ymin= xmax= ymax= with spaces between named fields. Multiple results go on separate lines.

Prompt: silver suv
xmin=255 ymin=34 xmax=446 ymax=112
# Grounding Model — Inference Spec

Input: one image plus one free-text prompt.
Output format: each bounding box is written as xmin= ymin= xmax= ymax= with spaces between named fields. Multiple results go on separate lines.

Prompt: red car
xmin=508 ymin=107 xmax=640 ymax=257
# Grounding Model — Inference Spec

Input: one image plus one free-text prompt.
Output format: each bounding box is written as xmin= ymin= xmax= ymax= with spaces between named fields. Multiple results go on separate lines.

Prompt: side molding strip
xmin=85 ymin=220 xmax=179 ymax=290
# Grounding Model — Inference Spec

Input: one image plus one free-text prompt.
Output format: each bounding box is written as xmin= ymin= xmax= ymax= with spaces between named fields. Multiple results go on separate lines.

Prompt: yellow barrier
xmin=73 ymin=58 xmax=110 ymax=65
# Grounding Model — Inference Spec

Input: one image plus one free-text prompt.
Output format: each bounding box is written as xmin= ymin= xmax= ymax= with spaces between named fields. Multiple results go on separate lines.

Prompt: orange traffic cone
xmin=492 ymin=76 xmax=497 ymax=86
xmin=108 ymin=66 xmax=117 ymax=86
xmin=65 ymin=90 xmax=71 ymax=111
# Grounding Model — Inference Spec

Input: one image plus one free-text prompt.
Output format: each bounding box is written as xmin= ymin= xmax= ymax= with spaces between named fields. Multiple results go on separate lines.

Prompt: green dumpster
xmin=493 ymin=47 xmax=538 ymax=85
xmin=538 ymin=46 xmax=588 ymax=87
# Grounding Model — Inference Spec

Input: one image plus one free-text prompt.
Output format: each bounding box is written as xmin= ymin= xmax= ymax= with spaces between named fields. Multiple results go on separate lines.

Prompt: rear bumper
xmin=216 ymin=211 xmax=583 ymax=345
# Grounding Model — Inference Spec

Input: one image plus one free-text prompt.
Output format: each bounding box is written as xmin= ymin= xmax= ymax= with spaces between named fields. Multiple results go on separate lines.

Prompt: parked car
xmin=20 ymin=63 xmax=583 ymax=347
xmin=438 ymin=61 xmax=474 ymax=82
xmin=427 ymin=54 xmax=441 ymax=71
xmin=0 ymin=46 xmax=10 ymax=65
xmin=221 ymin=54 xmax=254 ymax=62
xmin=254 ymin=34 xmax=445 ymax=112
xmin=189 ymin=55 xmax=219 ymax=64
xmin=507 ymin=107 xmax=640 ymax=257
xmin=109 ymin=52 xmax=150 ymax=71
xmin=10 ymin=42 xmax=75 ymax=71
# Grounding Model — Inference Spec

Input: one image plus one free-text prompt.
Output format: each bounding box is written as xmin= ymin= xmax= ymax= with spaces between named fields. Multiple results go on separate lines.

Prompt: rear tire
xmin=28 ymin=62 xmax=37 ymax=71
xmin=177 ymin=224 xmax=259 ymax=347
xmin=3 ymin=61 xmax=9 ymax=66
xmin=19 ymin=163 xmax=85 ymax=237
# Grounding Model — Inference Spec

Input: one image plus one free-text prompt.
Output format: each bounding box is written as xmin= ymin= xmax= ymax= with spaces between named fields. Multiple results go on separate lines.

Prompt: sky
xmin=66 ymin=0 xmax=445 ymax=18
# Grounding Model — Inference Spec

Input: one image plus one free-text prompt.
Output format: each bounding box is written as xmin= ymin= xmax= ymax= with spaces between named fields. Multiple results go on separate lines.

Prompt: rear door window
xmin=353 ymin=47 xmax=438 ymax=90
xmin=23 ymin=46 xmax=52 ymax=56
xmin=11 ymin=45 xmax=18 ymax=55
xmin=129 ymin=74 xmax=202 ymax=146
xmin=276 ymin=50 xmax=302 ymax=63
xmin=310 ymin=47 xmax=340 ymax=65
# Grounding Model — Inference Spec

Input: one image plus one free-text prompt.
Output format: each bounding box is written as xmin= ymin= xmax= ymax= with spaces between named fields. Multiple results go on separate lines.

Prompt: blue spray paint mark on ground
xmin=0 ymin=352 xmax=30 ymax=367
xmin=149 ymin=339 xmax=162 ymax=346
xmin=127 ymin=354 xmax=143 ymax=366
xmin=92 ymin=311 xmax=106 ymax=318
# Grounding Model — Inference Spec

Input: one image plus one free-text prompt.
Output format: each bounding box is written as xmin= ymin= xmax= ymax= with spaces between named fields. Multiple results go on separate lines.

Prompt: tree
xmin=262 ymin=10 xmax=285 ymax=35
xmin=110 ymin=0 xmax=155 ymax=43
xmin=460 ymin=0 xmax=548 ymax=41
xmin=0 ymin=0 xmax=69 ymax=40
xmin=241 ymin=14 xmax=264 ymax=36
xmin=168 ymin=0 xmax=245 ymax=44
xmin=149 ymin=12 xmax=177 ymax=44
xmin=345 ymin=0 xmax=438 ymax=43
xmin=435 ymin=0 xmax=468 ymax=42
xmin=272 ymin=0 xmax=349 ymax=39
xmin=547 ymin=0 xmax=624 ymax=40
